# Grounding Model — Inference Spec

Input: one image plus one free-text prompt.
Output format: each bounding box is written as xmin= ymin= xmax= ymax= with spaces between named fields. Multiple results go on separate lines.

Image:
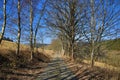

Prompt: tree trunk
xmin=30 ymin=0 xmax=33 ymax=60
xmin=16 ymin=0 xmax=21 ymax=55
xmin=33 ymin=0 xmax=47 ymax=52
xmin=33 ymin=36 xmax=36 ymax=52
xmin=61 ymin=46 xmax=65 ymax=56
xmin=91 ymin=42 xmax=94 ymax=67
xmin=90 ymin=0 xmax=95 ymax=67
xmin=0 ymin=0 xmax=6 ymax=44
xmin=41 ymin=39 xmax=44 ymax=52
xmin=71 ymin=41 xmax=74 ymax=60
xmin=69 ymin=0 xmax=76 ymax=60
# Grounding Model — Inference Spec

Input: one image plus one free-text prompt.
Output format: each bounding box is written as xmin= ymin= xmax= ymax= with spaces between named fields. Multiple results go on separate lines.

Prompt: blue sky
xmin=0 ymin=0 xmax=120 ymax=44
xmin=0 ymin=0 xmax=53 ymax=44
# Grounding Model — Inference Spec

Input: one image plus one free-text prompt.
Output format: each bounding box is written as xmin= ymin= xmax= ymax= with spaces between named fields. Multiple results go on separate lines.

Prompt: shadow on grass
xmin=0 ymin=49 xmax=50 ymax=80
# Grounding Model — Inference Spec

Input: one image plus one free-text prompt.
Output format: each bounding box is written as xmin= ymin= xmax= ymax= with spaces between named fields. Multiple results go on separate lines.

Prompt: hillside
xmin=0 ymin=39 xmax=120 ymax=80
xmin=99 ymin=38 xmax=120 ymax=67
xmin=0 ymin=40 xmax=51 ymax=80
xmin=0 ymin=40 xmax=29 ymax=51
xmin=105 ymin=38 xmax=120 ymax=50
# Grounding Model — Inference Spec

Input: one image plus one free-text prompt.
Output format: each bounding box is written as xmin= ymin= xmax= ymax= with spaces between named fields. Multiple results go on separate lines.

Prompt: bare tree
xmin=0 ymin=0 xmax=6 ymax=44
xmin=46 ymin=0 xmax=83 ymax=60
xmin=38 ymin=31 xmax=45 ymax=52
xmin=82 ymin=0 xmax=120 ymax=67
xmin=29 ymin=0 xmax=33 ymax=60
xmin=90 ymin=0 xmax=96 ymax=67
xmin=33 ymin=0 xmax=47 ymax=52
xmin=16 ymin=0 xmax=21 ymax=55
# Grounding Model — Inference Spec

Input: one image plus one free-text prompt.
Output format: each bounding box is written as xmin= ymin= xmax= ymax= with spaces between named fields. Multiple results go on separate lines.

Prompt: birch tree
xmin=82 ymin=0 xmax=120 ymax=67
xmin=29 ymin=0 xmax=33 ymax=60
xmin=0 ymin=0 xmax=6 ymax=44
xmin=16 ymin=0 xmax=21 ymax=55
xmin=90 ymin=0 xmax=96 ymax=67
xmin=34 ymin=0 xmax=47 ymax=52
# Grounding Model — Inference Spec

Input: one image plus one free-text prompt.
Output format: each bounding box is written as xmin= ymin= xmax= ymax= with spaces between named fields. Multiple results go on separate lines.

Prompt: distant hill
xmin=105 ymin=38 xmax=120 ymax=50
xmin=2 ymin=37 xmax=13 ymax=42
xmin=77 ymin=38 xmax=120 ymax=51
xmin=24 ymin=43 xmax=50 ymax=48
xmin=36 ymin=43 xmax=50 ymax=48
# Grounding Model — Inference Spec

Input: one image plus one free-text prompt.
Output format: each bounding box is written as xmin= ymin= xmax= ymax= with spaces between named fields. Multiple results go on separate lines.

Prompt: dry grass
xmin=0 ymin=40 xmax=51 ymax=58
xmin=82 ymin=50 xmax=120 ymax=72
xmin=83 ymin=60 xmax=120 ymax=72
xmin=0 ymin=40 xmax=29 ymax=53
xmin=0 ymin=40 xmax=51 ymax=80
xmin=38 ymin=48 xmax=54 ymax=58
xmin=64 ymin=56 xmax=120 ymax=80
xmin=104 ymin=50 xmax=120 ymax=67
xmin=0 ymin=40 xmax=51 ymax=62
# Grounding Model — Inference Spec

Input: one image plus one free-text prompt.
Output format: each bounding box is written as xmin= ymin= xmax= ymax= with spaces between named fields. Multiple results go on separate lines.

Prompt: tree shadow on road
xmin=36 ymin=58 xmax=108 ymax=80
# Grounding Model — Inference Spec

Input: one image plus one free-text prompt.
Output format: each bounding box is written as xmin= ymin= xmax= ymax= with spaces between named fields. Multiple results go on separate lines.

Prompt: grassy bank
xmin=0 ymin=40 xmax=51 ymax=80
